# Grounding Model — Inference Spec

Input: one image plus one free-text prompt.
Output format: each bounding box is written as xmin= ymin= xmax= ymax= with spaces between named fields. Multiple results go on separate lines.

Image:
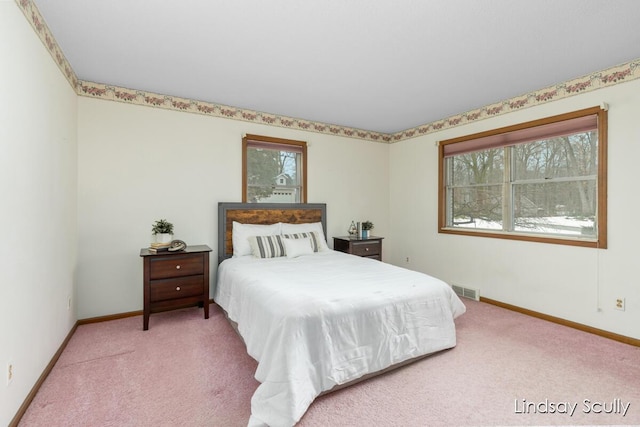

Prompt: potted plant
xmin=152 ymin=219 xmax=174 ymax=244
xmin=361 ymin=221 xmax=373 ymax=239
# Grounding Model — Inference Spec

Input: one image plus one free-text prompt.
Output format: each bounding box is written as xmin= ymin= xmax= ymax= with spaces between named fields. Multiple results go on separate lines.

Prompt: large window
xmin=439 ymin=106 xmax=607 ymax=248
xmin=242 ymin=134 xmax=307 ymax=203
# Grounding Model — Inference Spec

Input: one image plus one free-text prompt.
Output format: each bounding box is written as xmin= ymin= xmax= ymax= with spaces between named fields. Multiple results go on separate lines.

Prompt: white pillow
xmin=232 ymin=221 xmax=281 ymax=257
xmin=281 ymin=222 xmax=329 ymax=251
xmin=283 ymin=232 xmax=321 ymax=252
xmin=284 ymin=237 xmax=314 ymax=258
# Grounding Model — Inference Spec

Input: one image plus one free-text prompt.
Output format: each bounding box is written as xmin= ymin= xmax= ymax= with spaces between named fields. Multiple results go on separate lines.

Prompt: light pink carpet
xmin=18 ymin=300 xmax=640 ymax=426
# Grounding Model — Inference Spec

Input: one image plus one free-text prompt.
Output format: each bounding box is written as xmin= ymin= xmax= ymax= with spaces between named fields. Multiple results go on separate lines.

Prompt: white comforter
xmin=215 ymin=250 xmax=466 ymax=427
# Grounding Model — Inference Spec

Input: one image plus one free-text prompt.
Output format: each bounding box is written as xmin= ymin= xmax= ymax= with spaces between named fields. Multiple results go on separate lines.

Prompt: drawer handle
xmin=176 ymin=286 xmax=181 ymax=291
xmin=176 ymin=265 xmax=181 ymax=269
xmin=365 ymin=248 xmax=369 ymax=251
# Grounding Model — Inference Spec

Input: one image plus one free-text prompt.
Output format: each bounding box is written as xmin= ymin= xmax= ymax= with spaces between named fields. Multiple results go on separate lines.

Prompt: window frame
xmin=242 ymin=134 xmax=308 ymax=203
xmin=438 ymin=106 xmax=608 ymax=248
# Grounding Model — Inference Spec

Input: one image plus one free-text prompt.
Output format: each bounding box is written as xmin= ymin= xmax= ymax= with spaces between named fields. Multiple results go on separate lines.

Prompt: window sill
xmin=439 ymin=227 xmax=604 ymax=249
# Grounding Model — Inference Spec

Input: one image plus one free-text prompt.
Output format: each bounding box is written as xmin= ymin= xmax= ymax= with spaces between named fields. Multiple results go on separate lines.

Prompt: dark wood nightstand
xmin=333 ymin=236 xmax=384 ymax=261
xmin=139 ymin=244 xmax=212 ymax=330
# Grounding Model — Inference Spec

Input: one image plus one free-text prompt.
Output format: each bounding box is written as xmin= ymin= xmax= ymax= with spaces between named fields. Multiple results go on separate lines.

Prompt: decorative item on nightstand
xmin=348 ymin=221 xmax=358 ymax=236
xmin=361 ymin=221 xmax=374 ymax=239
xmin=151 ymin=218 xmax=174 ymax=249
xmin=168 ymin=239 xmax=187 ymax=252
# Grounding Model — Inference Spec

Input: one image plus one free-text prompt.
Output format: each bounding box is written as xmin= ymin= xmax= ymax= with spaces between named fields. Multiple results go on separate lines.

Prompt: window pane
xmin=452 ymin=149 xmax=503 ymax=186
xmin=513 ymin=181 xmax=596 ymax=237
xmin=247 ymin=148 xmax=280 ymax=185
xmin=246 ymin=147 xmax=301 ymax=202
xmin=451 ymin=185 xmax=503 ymax=230
xmin=513 ymin=131 xmax=597 ymax=180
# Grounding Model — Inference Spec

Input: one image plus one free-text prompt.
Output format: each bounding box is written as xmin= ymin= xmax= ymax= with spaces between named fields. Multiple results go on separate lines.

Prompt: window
xmin=242 ymin=134 xmax=307 ymax=203
xmin=438 ymin=106 xmax=607 ymax=248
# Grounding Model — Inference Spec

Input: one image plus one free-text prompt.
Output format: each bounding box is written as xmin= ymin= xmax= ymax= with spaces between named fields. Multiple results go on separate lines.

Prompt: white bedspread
xmin=215 ymin=250 xmax=466 ymax=427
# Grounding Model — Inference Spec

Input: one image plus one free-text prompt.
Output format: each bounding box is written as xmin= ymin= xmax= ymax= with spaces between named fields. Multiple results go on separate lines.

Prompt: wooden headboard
xmin=217 ymin=202 xmax=327 ymax=264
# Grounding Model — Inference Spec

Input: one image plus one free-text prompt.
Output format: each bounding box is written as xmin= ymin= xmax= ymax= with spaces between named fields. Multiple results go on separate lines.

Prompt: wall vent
xmin=451 ymin=284 xmax=480 ymax=301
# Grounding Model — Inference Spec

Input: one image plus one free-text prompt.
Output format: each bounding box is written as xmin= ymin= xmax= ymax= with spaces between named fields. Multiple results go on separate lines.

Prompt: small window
xmin=439 ymin=106 xmax=607 ymax=248
xmin=242 ymin=134 xmax=307 ymax=203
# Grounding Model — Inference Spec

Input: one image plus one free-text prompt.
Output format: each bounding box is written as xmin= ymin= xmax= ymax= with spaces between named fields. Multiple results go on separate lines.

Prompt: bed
xmin=214 ymin=202 xmax=466 ymax=427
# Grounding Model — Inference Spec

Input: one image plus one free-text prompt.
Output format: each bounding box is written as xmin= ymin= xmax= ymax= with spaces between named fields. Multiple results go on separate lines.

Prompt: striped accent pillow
xmin=248 ymin=235 xmax=286 ymax=258
xmin=282 ymin=231 xmax=320 ymax=252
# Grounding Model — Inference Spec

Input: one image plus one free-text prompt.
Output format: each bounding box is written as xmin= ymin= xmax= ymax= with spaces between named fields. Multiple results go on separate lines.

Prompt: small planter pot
xmin=154 ymin=233 xmax=173 ymax=244
xmin=362 ymin=230 xmax=369 ymax=239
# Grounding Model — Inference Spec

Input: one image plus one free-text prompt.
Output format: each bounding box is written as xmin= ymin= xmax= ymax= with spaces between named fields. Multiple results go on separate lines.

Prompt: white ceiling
xmin=32 ymin=0 xmax=640 ymax=134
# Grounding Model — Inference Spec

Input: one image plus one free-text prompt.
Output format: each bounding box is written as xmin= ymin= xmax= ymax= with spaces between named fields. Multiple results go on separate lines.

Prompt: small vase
xmin=362 ymin=230 xmax=369 ymax=239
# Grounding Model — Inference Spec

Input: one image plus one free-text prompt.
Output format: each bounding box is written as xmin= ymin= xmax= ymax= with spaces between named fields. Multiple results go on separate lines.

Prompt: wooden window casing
xmin=242 ymin=134 xmax=308 ymax=203
xmin=438 ymin=106 xmax=608 ymax=248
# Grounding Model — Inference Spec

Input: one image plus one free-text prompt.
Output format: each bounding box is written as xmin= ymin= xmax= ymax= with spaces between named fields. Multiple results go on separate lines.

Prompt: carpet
xmin=18 ymin=300 xmax=640 ymax=426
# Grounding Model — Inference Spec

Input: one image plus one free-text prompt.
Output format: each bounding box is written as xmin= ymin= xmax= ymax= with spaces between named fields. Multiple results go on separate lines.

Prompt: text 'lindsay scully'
xmin=514 ymin=399 xmax=631 ymax=417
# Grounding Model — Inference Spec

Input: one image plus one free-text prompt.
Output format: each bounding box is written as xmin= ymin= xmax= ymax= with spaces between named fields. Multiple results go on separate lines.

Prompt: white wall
xmin=0 ymin=3 xmax=78 ymax=425
xmin=77 ymin=98 xmax=390 ymax=319
xmin=389 ymin=78 xmax=640 ymax=340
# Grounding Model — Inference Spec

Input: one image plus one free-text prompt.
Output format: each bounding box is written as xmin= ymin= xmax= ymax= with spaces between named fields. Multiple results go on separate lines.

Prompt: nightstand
xmin=333 ymin=236 xmax=384 ymax=261
xmin=139 ymin=244 xmax=212 ymax=330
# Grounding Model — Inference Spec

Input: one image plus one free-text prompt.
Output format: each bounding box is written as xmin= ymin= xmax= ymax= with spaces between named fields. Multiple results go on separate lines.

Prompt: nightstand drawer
xmin=333 ymin=236 xmax=384 ymax=261
xmin=149 ymin=254 xmax=203 ymax=279
xmin=150 ymin=275 xmax=203 ymax=302
xmin=350 ymin=241 xmax=381 ymax=257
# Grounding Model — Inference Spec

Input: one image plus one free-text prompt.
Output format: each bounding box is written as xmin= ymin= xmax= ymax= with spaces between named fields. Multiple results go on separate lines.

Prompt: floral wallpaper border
xmin=390 ymin=59 xmax=640 ymax=142
xmin=16 ymin=0 xmax=640 ymax=144
xmin=76 ymin=80 xmax=391 ymax=142
xmin=17 ymin=0 xmax=79 ymax=91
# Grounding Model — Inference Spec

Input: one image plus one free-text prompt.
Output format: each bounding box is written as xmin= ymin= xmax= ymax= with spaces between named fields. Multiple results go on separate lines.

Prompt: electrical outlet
xmin=405 ymin=257 xmax=410 ymax=263
xmin=615 ymin=298 xmax=626 ymax=311
xmin=7 ymin=361 xmax=13 ymax=386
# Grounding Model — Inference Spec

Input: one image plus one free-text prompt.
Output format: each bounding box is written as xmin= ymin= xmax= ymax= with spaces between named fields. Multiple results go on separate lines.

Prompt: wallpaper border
xmin=17 ymin=0 xmax=79 ymax=91
xmin=390 ymin=59 xmax=640 ymax=142
xmin=16 ymin=0 xmax=640 ymax=144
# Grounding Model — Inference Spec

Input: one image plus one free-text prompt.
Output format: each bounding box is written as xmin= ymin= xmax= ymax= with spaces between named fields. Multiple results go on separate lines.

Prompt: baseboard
xmin=77 ymin=309 xmax=143 ymax=325
xmin=480 ymin=297 xmax=640 ymax=347
xmin=77 ymin=299 xmax=217 ymax=325
xmin=9 ymin=322 xmax=79 ymax=427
